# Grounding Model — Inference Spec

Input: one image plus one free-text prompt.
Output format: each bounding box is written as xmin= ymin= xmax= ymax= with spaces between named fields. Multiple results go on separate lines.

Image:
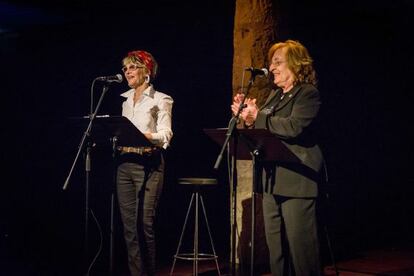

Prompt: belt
xmin=116 ymin=146 xmax=157 ymax=155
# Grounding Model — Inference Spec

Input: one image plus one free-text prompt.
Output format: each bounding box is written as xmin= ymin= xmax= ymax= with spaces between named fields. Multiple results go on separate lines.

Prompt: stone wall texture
xmin=232 ymin=0 xmax=277 ymax=267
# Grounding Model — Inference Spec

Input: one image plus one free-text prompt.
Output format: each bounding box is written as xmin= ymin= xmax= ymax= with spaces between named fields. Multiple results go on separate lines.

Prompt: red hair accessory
xmin=128 ymin=50 xmax=155 ymax=76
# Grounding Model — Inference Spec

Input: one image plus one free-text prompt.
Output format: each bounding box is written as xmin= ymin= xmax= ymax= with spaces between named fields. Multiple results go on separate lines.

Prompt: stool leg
xmin=194 ymin=192 xmax=199 ymax=276
xmin=200 ymin=195 xmax=221 ymax=276
xmin=170 ymin=193 xmax=195 ymax=276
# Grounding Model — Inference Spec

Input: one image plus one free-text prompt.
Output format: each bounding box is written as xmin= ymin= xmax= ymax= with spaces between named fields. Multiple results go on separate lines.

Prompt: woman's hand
xmin=231 ymin=93 xmax=245 ymax=116
xmin=231 ymin=93 xmax=258 ymax=126
xmin=242 ymin=98 xmax=258 ymax=126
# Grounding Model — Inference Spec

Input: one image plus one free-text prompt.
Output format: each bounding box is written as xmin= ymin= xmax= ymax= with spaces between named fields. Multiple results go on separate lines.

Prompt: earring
xmin=145 ymin=75 xmax=150 ymax=83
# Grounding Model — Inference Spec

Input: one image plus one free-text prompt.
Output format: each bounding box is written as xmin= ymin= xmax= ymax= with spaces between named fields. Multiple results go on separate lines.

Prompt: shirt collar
xmin=120 ymin=85 xmax=155 ymax=98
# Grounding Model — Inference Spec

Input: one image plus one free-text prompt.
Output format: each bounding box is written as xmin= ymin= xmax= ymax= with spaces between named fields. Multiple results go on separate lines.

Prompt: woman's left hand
xmin=243 ymin=98 xmax=258 ymax=126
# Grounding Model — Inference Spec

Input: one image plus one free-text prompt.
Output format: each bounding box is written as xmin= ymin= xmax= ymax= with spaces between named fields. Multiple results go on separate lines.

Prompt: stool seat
xmin=178 ymin=178 xmax=217 ymax=185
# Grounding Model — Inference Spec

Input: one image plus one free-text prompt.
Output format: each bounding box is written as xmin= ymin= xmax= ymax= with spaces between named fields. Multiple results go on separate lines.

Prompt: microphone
xmin=95 ymin=74 xmax=123 ymax=83
xmin=245 ymin=67 xmax=269 ymax=77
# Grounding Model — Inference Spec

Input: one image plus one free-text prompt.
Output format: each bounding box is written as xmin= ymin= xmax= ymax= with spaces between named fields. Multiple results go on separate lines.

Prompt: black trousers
xmin=116 ymin=153 xmax=164 ymax=276
xmin=262 ymin=194 xmax=321 ymax=276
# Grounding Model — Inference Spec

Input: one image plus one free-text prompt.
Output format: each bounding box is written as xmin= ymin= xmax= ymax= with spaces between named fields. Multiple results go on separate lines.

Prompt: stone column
xmin=232 ymin=0 xmax=277 ymax=269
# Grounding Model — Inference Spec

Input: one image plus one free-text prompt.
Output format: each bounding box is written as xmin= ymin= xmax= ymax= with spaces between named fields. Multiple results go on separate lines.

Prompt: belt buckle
xmin=117 ymin=146 xmax=156 ymax=156
xmin=142 ymin=147 xmax=154 ymax=155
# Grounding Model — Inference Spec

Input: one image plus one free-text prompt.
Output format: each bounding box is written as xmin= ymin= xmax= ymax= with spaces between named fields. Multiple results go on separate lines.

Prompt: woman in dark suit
xmin=232 ymin=39 xmax=323 ymax=276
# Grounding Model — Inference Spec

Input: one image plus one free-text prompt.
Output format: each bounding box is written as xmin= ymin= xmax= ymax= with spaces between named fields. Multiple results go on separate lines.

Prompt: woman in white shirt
xmin=117 ymin=50 xmax=173 ymax=276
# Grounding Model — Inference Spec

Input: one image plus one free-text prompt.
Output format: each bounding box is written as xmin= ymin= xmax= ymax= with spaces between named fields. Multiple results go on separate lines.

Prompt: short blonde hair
xmin=122 ymin=50 xmax=158 ymax=79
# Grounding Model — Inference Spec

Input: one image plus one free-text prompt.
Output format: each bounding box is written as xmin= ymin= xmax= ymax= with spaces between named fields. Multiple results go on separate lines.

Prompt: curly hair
xmin=268 ymin=40 xmax=317 ymax=86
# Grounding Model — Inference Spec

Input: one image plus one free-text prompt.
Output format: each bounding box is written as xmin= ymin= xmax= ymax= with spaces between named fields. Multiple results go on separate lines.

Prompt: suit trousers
xmin=116 ymin=154 xmax=164 ymax=276
xmin=262 ymin=193 xmax=321 ymax=276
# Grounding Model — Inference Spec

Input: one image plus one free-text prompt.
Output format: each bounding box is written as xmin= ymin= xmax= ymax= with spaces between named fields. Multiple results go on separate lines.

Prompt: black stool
xmin=170 ymin=178 xmax=221 ymax=276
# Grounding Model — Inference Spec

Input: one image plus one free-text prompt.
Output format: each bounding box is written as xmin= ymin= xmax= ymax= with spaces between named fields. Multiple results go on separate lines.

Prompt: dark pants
xmin=116 ymin=153 xmax=164 ymax=276
xmin=262 ymin=193 xmax=321 ymax=276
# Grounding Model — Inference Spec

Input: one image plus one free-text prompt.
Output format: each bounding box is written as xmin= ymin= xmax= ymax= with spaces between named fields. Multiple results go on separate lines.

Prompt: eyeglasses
xmin=121 ymin=64 xmax=144 ymax=73
xmin=271 ymin=60 xmax=286 ymax=67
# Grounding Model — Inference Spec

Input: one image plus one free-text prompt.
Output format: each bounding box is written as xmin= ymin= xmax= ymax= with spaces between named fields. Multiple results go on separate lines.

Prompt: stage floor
xmin=156 ymin=248 xmax=414 ymax=276
xmin=2 ymin=246 xmax=413 ymax=275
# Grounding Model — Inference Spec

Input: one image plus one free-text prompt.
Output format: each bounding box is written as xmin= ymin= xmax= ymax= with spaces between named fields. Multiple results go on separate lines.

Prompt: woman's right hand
xmin=231 ymin=93 xmax=245 ymax=116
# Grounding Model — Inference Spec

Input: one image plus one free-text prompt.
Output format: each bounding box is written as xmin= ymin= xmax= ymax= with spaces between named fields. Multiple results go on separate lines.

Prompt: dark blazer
xmin=255 ymin=83 xmax=324 ymax=198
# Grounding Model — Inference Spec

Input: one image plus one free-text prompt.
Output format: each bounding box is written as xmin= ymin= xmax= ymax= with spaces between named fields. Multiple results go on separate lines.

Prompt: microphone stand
xmin=213 ymin=72 xmax=258 ymax=276
xmin=63 ymin=81 xmax=110 ymax=275
xmin=109 ymin=136 xmax=118 ymax=276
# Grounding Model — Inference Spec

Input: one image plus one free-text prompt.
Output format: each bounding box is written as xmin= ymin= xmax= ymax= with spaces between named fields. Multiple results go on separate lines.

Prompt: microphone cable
xmin=85 ymin=209 xmax=103 ymax=276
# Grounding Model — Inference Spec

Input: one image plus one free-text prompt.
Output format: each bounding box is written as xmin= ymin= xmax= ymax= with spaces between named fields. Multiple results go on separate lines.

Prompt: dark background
xmin=1 ymin=0 xmax=413 ymax=275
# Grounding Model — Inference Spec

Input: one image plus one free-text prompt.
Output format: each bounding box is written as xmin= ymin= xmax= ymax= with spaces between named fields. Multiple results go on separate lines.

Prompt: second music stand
xmin=204 ymin=128 xmax=300 ymax=276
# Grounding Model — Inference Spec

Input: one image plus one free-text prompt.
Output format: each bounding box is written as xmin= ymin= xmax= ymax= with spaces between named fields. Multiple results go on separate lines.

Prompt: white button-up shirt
xmin=120 ymin=85 xmax=173 ymax=149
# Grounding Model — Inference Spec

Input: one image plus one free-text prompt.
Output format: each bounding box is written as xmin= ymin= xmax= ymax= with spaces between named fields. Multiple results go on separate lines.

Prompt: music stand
xmin=90 ymin=115 xmax=152 ymax=147
xmin=64 ymin=115 xmax=151 ymax=275
xmin=204 ymin=128 xmax=300 ymax=276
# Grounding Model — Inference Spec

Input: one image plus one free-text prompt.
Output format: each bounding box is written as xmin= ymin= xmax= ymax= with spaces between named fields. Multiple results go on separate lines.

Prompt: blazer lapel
xmin=273 ymin=85 xmax=301 ymax=112
xmin=260 ymin=89 xmax=280 ymax=110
